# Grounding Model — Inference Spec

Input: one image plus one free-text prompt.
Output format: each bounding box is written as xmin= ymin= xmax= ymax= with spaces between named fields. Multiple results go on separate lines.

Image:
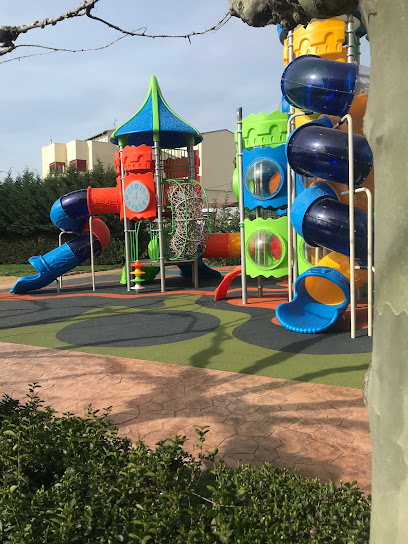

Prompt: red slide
xmin=214 ymin=265 xmax=242 ymax=301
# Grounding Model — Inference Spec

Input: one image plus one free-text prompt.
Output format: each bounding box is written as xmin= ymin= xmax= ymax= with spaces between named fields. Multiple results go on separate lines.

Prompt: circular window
xmin=247 ymin=231 xmax=284 ymax=268
xmin=245 ymin=159 xmax=282 ymax=199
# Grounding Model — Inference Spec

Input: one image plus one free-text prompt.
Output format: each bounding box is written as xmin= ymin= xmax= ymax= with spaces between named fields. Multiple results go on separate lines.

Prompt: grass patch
xmin=0 ymin=263 xmax=121 ymax=277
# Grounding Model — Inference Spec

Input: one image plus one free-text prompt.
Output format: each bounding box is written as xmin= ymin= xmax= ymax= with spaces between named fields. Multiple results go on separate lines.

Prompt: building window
xmin=69 ymin=159 xmax=87 ymax=172
xmin=49 ymin=162 xmax=66 ymax=173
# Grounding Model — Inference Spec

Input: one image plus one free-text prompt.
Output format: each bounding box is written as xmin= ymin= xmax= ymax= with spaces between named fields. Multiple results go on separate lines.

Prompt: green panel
xmin=244 ymin=217 xmax=289 ymax=278
xmin=232 ymin=166 xmax=239 ymax=201
xmin=297 ymin=235 xmax=313 ymax=275
xmin=235 ymin=110 xmax=289 ymax=150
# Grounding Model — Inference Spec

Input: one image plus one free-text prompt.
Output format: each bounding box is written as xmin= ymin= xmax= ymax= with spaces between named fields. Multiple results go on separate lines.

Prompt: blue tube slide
xmin=281 ymin=55 xmax=359 ymax=117
xmin=276 ymin=267 xmax=350 ymax=333
xmin=290 ymin=181 xmax=372 ymax=265
xmin=10 ymin=190 xmax=107 ymax=294
xmin=178 ymin=257 xmax=221 ymax=280
xmin=286 ymin=117 xmax=373 ymax=186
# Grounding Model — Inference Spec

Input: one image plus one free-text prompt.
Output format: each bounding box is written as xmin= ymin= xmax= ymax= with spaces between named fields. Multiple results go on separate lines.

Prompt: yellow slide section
xmin=305 ymin=252 xmax=368 ymax=305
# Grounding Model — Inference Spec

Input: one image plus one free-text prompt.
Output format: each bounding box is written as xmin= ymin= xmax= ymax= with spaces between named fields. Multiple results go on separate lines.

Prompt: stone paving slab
xmin=0 ymin=341 xmax=371 ymax=495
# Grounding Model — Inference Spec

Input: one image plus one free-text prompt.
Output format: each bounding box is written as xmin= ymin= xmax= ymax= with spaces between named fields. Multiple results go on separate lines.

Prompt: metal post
xmin=346 ymin=13 xmax=355 ymax=63
xmin=193 ymin=257 xmax=199 ymax=288
xmin=255 ymin=207 xmax=263 ymax=297
xmin=187 ymin=143 xmax=195 ymax=180
xmin=237 ymin=107 xmax=247 ymax=305
xmin=286 ymin=111 xmax=309 ymax=301
xmin=342 ymin=113 xmax=356 ymax=339
xmin=354 ymin=187 xmax=373 ymax=337
xmin=314 ymin=247 xmax=320 ymax=265
xmin=346 ymin=17 xmax=356 ymax=338
xmin=287 ymin=29 xmax=295 ymax=301
xmin=88 ymin=215 xmax=96 ymax=292
xmin=119 ymin=146 xmax=131 ymax=291
xmin=153 ymin=141 xmax=166 ymax=293
xmin=57 ymin=231 xmax=64 ymax=292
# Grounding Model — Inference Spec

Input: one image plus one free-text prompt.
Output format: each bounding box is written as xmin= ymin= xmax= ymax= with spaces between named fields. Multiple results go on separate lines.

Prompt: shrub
xmin=0 ymin=386 xmax=371 ymax=543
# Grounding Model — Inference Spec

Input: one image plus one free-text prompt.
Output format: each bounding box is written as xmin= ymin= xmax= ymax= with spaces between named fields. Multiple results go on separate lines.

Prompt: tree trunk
xmin=360 ymin=1 xmax=408 ymax=541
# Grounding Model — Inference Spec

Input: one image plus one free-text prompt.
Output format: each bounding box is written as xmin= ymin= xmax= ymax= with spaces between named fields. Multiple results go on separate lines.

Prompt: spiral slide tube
xmin=276 ymin=54 xmax=374 ymax=333
xmin=276 ymin=181 xmax=372 ymax=333
xmin=10 ymin=188 xmax=116 ymax=294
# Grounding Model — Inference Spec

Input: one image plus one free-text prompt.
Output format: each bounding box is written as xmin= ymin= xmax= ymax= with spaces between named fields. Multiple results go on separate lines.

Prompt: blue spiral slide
xmin=10 ymin=190 xmax=110 ymax=294
xmin=276 ymin=56 xmax=374 ymax=333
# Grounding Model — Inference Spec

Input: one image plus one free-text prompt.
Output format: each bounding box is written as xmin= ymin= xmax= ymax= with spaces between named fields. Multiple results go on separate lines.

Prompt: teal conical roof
xmin=110 ymin=76 xmax=202 ymax=149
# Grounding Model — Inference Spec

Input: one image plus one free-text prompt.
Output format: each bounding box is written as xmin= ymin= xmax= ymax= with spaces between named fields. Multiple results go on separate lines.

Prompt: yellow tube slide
xmin=305 ymin=252 xmax=368 ymax=305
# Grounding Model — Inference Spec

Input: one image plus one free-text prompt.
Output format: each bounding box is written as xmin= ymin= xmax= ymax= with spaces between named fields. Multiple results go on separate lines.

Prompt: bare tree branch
xmin=0 ymin=0 xmax=100 ymax=49
xmin=85 ymin=11 xmax=231 ymax=39
xmin=0 ymin=32 xmax=131 ymax=65
xmin=0 ymin=1 xmax=231 ymax=61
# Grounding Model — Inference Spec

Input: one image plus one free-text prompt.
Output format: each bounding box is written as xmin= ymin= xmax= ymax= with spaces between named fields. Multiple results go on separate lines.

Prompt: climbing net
xmin=165 ymin=180 xmax=208 ymax=260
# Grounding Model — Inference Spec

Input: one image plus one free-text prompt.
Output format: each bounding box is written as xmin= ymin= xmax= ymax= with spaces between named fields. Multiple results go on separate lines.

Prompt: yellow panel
xmin=283 ymin=18 xmax=347 ymax=66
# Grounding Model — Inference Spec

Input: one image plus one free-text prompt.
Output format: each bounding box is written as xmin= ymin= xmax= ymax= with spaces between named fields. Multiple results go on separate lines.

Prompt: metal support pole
xmin=193 ymin=258 xmax=199 ymax=288
xmin=119 ymin=146 xmax=131 ymax=291
xmin=346 ymin=13 xmax=355 ymax=63
xmin=88 ymin=215 xmax=96 ymax=292
xmin=187 ymin=143 xmax=195 ymax=180
xmin=343 ymin=187 xmax=374 ymax=337
xmin=255 ymin=207 xmax=263 ymax=298
xmin=314 ymin=247 xmax=320 ymax=265
xmin=341 ymin=113 xmax=356 ymax=339
xmin=237 ymin=107 xmax=247 ymax=305
xmin=57 ymin=230 xmax=75 ymax=292
xmin=287 ymin=29 xmax=295 ymax=301
xmin=286 ymin=111 xmax=310 ymax=300
xmin=57 ymin=231 xmax=64 ymax=292
xmin=153 ymin=141 xmax=166 ymax=293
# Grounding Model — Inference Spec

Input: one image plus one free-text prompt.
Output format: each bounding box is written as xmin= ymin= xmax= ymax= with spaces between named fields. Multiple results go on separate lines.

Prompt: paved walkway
xmin=0 ymin=341 xmax=372 ymax=495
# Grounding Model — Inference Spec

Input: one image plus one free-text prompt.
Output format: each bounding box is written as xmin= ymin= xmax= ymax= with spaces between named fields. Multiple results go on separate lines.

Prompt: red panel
xmin=121 ymin=172 xmax=157 ymax=221
xmin=122 ymin=145 xmax=154 ymax=172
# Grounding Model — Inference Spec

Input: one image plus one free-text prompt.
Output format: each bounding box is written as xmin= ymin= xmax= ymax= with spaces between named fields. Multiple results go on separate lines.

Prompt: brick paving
xmin=0 ymin=341 xmax=371 ymax=495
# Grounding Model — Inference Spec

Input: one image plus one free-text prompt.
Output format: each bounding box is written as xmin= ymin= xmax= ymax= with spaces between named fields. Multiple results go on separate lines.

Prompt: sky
xmin=0 ymin=0 xmax=370 ymax=179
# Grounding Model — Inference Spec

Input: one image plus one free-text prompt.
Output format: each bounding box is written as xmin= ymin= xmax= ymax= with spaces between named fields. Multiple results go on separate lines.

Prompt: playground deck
xmin=0 ymin=267 xmax=372 ymax=494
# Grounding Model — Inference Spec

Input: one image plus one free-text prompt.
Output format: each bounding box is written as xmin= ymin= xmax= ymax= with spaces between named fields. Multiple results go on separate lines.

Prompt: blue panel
xmin=110 ymin=92 xmax=202 ymax=149
xmin=242 ymin=145 xmax=288 ymax=210
xmin=276 ymin=266 xmax=350 ymax=334
xmin=115 ymin=95 xmax=154 ymax=138
xmin=281 ymin=95 xmax=291 ymax=113
xmin=281 ymin=55 xmax=358 ymax=117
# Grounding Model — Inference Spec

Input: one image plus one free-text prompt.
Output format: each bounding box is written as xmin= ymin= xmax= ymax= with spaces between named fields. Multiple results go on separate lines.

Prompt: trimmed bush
xmin=0 ymin=386 xmax=371 ymax=543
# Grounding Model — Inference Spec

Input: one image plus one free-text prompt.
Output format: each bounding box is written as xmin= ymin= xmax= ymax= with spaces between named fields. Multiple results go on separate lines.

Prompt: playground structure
xmin=216 ymin=11 xmax=374 ymax=338
xmin=10 ymin=77 xmax=230 ymax=296
xmin=10 ymin=12 xmax=374 ymax=340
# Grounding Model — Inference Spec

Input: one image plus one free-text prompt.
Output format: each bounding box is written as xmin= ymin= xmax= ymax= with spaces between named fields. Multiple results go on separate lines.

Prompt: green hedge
xmin=0 ymin=386 xmax=371 ymax=543
xmin=0 ymin=236 xmax=125 ymax=266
